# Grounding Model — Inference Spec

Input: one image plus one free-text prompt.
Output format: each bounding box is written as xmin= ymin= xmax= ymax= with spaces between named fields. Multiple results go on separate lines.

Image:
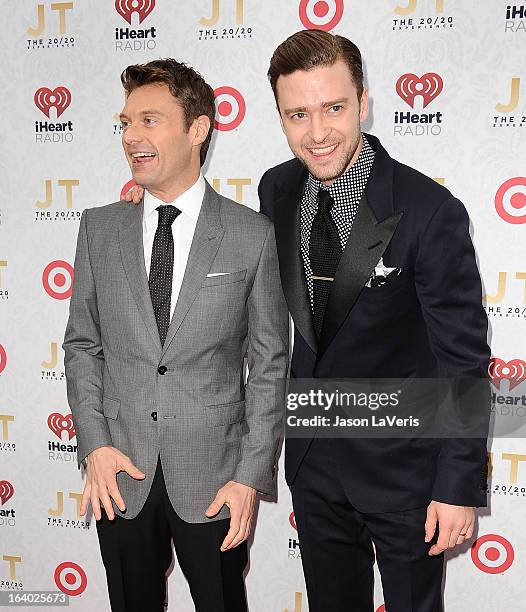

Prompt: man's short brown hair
xmin=121 ymin=58 xmax=215 ymax=167
xmin=268 ymin=30 xmax=364 ymax=106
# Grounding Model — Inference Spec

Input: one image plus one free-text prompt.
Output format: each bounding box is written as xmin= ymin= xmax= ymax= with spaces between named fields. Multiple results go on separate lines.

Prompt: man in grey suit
xmin=63 ymin=59 xmax=288 ymax=612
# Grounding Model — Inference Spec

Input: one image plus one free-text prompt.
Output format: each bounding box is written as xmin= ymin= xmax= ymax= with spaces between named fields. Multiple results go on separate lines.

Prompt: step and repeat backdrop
xmin=1 ymin=1 xmax=525 ymax=610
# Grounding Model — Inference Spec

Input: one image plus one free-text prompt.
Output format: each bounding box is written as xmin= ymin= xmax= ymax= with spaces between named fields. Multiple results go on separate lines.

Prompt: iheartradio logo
xmin=396 ymin=73 xmax=443 ymax=109
xmin=34 ymin=86 xmax=71 ymax=119
xmin=48 ymin=413 xmax=76 ymax=441
xmin=0 ymin=480 xmax=14 ymax=505
xmin=298 ymin=0 xmax=344 ymax=31
xmin=115 ymin=0 xmax=155 ymax=25
xmin=489 ymin=357 xmax=526 ymax=391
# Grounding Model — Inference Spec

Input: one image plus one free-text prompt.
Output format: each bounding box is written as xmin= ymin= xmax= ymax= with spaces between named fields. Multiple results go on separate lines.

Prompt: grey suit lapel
xmin=119 ymin=200 xmax=163 ymax=352
xmin=161 ymin=181 xmax=224 ymax=358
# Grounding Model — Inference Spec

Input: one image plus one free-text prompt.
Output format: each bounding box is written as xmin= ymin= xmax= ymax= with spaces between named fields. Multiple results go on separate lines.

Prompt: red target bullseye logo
xmin=54 ymin=561 xmax=87 ymax=596
xmin=495 ymin=177 xmax=526 ymax=224
xmin=376 ymin=605 xmax=386 ymax=612
xmin=289 ymin=511 xmax=297 ymax=530
xmin=42 ymin=261 xmax=74 ymax=300
xmin=214 ymin=86 xmax=246 ymax=131
xmin=0 ymin=344 xmax=6 ymax=374
xmin=471 ymin=534 xmax=514 ymax=574
xmin=298 ymin=0 xmax=344 ymax=31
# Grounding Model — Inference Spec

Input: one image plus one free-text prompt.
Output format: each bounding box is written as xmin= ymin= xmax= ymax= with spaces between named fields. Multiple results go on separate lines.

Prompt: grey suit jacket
xmin=63 ymin=182 xmax=289 ymax=522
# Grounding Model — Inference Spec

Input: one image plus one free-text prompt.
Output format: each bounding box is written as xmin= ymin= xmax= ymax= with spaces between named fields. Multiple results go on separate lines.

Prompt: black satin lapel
xmin=317 ymin=200 xmax=403 ymax=359
xmin=274 ymin=189 xmax=317 ymax=355
xmin=119 ymin=201 xmax=163 ymax=352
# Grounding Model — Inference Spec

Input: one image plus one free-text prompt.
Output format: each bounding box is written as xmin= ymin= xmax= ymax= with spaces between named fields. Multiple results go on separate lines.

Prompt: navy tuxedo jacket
xmin=259 ymin=133 xmax=490 ymax=513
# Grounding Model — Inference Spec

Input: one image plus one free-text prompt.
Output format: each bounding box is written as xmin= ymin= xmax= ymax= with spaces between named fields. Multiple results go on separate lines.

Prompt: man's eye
xmin=292 ymin=112 xmax=306 ymax=120
xmin=144 ymin=117 xmax=156 ymax=125
xmin=329 ymin=105 xmax=343 ymax=112
xmin=120 ymin=121 xmax=129 ymax=129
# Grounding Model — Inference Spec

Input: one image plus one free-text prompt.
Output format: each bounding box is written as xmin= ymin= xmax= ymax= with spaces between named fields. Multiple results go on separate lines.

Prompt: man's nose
xmin=309 ymin=114 xmax=330 ymax=143
xmin=122 ymin=124 xmax=142 ymax=145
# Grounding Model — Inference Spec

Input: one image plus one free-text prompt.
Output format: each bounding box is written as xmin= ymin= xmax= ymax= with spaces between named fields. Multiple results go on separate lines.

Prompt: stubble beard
xmin=296 ymin=131 xmax=362 ymax=184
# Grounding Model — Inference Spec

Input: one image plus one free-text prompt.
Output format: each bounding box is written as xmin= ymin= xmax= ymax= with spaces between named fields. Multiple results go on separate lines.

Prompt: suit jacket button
xmin=157 ymin=365 xmax=167 ymax=375
xmin=151 ymin=412 xmax=157 ymax=421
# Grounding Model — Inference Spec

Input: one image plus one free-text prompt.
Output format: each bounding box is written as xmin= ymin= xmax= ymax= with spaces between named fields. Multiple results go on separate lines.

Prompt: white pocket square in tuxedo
xmin=365 ymin=257 xmax=401 ymax=288
xmin=206 ymin=272 xmax=231 ymax=277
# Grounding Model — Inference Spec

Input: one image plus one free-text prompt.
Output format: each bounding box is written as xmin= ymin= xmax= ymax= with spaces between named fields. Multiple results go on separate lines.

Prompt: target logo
xmin=376 ymin=606 xmax=386 ymax=612
xmin=489 ymin=357 xmax=526 ymax=391
xmin=289 ymin=511 xmax=297 ymax=530
xmin=34 ymin=87 xmax=71 ymax=119
xmin=0 ymin=480 xmax=14 ymax=505
xmin=42 ymin=260 xmax=74 ymax=300
xmin=120 ymin=179 xmax=138 ymax=200
xmin=396 ymin=73 xmax=443 ymax=109
xmin=48 ymin=413 xmax=76 ymax=441
xmin=471 ymin=534 xmax=514 ymax=574
xmin=298 ymin=0 xmax=344 ymax=31
xmin=115 ymin=0 xmax=155 ymax=24
xmin=54 ymin=562 xmax=88 ymax=596
xmin=214 ymin=86 xmax=246 ymax=131
xmin=0 ymin=344 xmax=6 ymax=374
xmin=495 ymin=177 xmax=526 ymax=224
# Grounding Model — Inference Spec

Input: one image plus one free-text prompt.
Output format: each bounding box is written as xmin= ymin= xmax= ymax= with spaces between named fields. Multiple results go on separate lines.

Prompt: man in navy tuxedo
xmin=258 ymin=30 xmax=490 ymax=611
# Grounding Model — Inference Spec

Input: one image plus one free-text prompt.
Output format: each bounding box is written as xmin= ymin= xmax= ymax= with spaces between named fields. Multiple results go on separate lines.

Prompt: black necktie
xmin=309 ymin=189 xmax=342 ymax=338
xmin=149 ymin=204 xmax=181 ymax=345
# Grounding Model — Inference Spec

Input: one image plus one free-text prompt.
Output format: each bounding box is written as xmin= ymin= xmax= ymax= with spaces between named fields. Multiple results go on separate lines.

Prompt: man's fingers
xmin=121 ymin=459 xmax=145 ymax=480
xmin=228 ymin=515 xmax=249 ymax=549
xmin=98 ymin=485 xmax=115 ymax=521
xmin=221 ymin=508 xmax=242 ymax=551
xmin=90 ymin=485 xmax=102 ymax=521
xmin=429 ymin=523 xmax=451 ymax=556
xmin=132 ymin=188 xmax=143 ymax=204
xmin=123 ymin=190 xmax=132 ymax=202
xmin=206 ymin=490 xmax=226 ymax=517
xmin=107 ymin=482 xmax=126 ymax=513
xmin=79 ymin=482 xmax=91 ymax=517
xmin=424 ymin=507 xmax=438 ymax=543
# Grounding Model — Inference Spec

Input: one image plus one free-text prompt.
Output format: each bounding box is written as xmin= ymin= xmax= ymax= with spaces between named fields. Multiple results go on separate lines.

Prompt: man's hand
xmin=123 ymin=185 xmax=144 ymax=205
xmin=205 ymin=481 xmax=256 ymax=552
xmin=81 ymin=446 xmax=145 ymax=521
xmin=425 ymin=500 xmax=475 ymax=556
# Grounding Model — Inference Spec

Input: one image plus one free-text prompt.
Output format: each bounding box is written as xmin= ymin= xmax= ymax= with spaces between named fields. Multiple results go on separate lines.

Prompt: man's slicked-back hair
xmin=268 ymin=30 xmax=364 ymax=106
xmin=121 ymin=58 xmax=215 ymax=167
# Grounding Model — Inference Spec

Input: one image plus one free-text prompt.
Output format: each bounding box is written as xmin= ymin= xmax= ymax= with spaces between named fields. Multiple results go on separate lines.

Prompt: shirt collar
xmin=143 ymin=174 xmax=205 ymax=222
xmin=306 ymin=133 xmax=374 ymax=208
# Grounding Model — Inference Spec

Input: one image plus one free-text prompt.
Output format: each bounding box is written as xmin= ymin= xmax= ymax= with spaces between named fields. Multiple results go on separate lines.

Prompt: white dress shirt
xmin=143 ymin=175 xmax=205 ymax=319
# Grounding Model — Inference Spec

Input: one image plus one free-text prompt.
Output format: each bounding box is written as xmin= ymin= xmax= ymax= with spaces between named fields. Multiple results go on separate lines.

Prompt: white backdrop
xmin=1 ymin=1 xmax=525 ymax=610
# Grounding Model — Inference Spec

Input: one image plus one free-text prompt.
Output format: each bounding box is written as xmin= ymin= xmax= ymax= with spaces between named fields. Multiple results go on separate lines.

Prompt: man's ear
xmin=191 ymin=115 xmax=211 ymax=147
xmin=359 ymin=87 xmax=369 ymax=124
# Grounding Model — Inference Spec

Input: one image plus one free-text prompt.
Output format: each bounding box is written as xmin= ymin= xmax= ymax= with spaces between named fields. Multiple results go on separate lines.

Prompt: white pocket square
xmin=365 ymin=258 xmax=401 ymax=288
xmin=206 ymin=272 xmax=231 ymax=277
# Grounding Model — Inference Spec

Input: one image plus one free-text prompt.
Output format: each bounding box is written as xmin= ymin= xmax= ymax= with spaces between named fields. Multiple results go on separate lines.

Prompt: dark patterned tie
xmin=309 ymin=189 xmax=342 ymax=338
xmin=149 ymin=204 xmax=181 ymax=345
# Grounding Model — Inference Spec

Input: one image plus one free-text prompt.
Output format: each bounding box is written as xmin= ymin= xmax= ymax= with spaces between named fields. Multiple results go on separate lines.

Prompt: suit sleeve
xmin=258 ymin=169 xmax=274 ymax=221
xmin=63 ymin=209 xmax=113 ymax=466
xmin=415 ymin=196 xmax=490 ymax=507
xmin=233 ymin=222 xmax=289 ymax=495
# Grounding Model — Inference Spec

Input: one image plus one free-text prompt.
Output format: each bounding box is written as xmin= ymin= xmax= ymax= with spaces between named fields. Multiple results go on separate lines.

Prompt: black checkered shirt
xmin=301 ymin=133 xmax=375 ymax=305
